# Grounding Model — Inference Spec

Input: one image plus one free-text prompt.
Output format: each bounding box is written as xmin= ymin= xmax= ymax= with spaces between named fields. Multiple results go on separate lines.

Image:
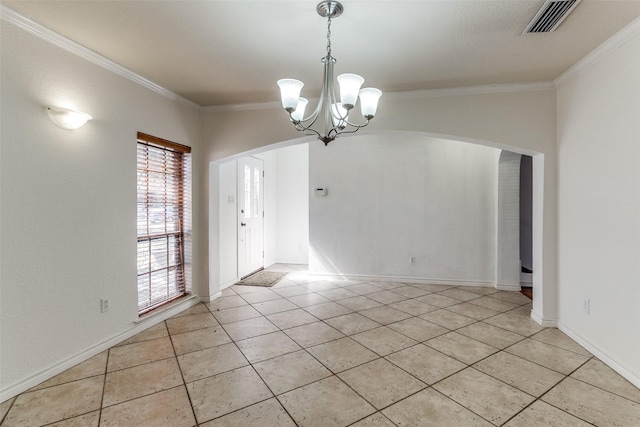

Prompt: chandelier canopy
xmin=277 ymin=1 xmax=382 ymax=145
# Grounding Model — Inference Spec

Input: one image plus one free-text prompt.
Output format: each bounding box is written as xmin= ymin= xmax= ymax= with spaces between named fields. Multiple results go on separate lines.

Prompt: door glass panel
xmin=253 ymin=167 xmax=260 ymax=217
xmin=244 ymin=165 xmax=251 ymax=219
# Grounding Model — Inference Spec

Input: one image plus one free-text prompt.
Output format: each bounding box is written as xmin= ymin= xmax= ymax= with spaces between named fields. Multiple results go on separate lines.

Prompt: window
xmin=136 ymin=132 xmax=191 ymax=315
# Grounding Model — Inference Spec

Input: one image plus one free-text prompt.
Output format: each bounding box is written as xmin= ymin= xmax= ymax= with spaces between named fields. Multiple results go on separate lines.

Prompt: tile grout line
xmin=568 ymin=372 xmax=640 ymax=405
xmin=96 ymin=346 xmax=111 ymax=426
xmin=167 ymin=319 xmax=200 ymax=426
xmin=531 ymin=357 xmax=598 ymax=426
xmin=0 ymin=398 xmax=16 ymax=426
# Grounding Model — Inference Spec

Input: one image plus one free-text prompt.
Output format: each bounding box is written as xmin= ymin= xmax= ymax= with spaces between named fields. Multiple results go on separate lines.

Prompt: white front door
xmin=238 ymin=156 xmax=264 ymax=278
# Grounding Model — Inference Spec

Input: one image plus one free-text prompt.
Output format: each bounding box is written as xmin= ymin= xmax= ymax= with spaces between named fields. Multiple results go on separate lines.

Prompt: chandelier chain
xmin=326 ymin=16 xmax=332 ymax=56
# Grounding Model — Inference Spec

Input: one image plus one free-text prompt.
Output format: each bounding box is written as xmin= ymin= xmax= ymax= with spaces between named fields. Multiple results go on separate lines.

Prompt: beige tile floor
xmin=2 ymin=264 xmax=640 ymax=426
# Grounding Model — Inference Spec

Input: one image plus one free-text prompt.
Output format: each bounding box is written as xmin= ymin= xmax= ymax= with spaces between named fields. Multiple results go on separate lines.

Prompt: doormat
xmin=235 ymin=271 xmax=287 ymax=287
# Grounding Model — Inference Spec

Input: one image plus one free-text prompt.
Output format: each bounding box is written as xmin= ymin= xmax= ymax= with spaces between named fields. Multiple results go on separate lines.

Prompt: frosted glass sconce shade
xmin=45 ymin=107 xmax=92 ymax=130
xmin=337 ymin=73 xmax=364 ymax=109
xmin=291 ymin=98 xmax=309 ymax=122
xmin=359 ymin=88 xmax=382 ymax=119
xmin=277 ymin=79 xmax=304 ymax=112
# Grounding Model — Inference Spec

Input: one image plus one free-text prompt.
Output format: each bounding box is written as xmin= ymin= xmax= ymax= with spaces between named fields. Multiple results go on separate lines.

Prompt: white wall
xmin=275 ymin=144 xmax=309 ymax=264
xmin=556 ymin=22 xmax=640 ymax=385
xmin=309 ymin=134 xmax=498 ymax=282
xmin=217 ymin=160 xmax=238 ymax=288
xmin=0 ymin=21 xmax=204 ymax=397
xmin=262 ymin=150 xmax=278 ymax=268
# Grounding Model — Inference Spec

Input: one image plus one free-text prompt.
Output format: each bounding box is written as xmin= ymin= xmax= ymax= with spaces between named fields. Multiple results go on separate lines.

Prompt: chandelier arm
xmin=334 ymin=120 xmax=371 ymax=138
xmin=324 ymin=56 xmax=339 ymax=135
xmin=292 ymin=111 xmax=320 ymax=128
xmin=296 ymin=56 xmax=332 ymax=125
xmin=326 ymin=60 xmax=345 ymax=132
xmin=298 ymin=126 xmax=324 ymax=140
xmin=289 ymin=110 xmax=324 ymax=138
xmin=307 ymin=54 xmax=336 ymax=126
xmin=342 ymin=117 xmax=371 ymax=128
xmin=327 ymin=87 xmax=339 ymax=131
xmin=299 ymin=93 xmax=323 ymax=124
xmin=325 ymin=93 xmax=334 ymax=138
xmin=292 ymin=119 xmax=336 ymax=145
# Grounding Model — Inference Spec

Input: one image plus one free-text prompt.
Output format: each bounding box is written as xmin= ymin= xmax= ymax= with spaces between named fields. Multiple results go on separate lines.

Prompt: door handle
xmin=241 ymin=222 xmax=246 ymax=227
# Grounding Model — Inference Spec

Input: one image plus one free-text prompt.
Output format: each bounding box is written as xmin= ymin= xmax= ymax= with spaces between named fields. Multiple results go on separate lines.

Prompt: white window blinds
xmin=136 ymin=132 xmax=191 ymax=315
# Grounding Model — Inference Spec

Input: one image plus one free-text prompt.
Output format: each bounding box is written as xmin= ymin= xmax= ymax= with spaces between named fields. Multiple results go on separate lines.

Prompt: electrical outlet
xmin=101 ymin=299 xmax=110 ymax=313
xmin=583 ymin=298 xmax=590 ymax=314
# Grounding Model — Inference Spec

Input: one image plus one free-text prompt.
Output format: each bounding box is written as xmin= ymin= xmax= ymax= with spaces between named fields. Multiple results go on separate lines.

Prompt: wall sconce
xmin=45 ymin=106 xmax=92 ymax=130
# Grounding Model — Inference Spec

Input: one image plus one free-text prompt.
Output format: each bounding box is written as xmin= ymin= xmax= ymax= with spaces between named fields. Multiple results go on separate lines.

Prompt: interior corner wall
xmin=309 ymin=134 xmax=499 ymax=283
xmin=556 ymin=28 xmax=640 ymax=385
xmin=0 ymin=22 xmax=203 ymax=397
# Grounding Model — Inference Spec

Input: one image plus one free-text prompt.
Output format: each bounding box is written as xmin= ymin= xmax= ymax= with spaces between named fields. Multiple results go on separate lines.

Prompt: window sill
xmin=134 ymin=293 xmax=200 ymax=325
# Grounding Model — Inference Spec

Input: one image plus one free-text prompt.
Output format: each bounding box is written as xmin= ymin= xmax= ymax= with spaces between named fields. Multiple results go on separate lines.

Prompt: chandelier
xmin=277 ymin=1 xmax=382 ymax=145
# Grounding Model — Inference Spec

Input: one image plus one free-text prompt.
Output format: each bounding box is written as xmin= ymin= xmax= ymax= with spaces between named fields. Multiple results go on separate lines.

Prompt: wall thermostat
xmin=314 ymin=187 xmax=328 ymax=197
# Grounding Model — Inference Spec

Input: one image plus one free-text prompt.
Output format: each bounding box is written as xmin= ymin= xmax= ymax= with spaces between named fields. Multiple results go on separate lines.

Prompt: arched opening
xmin=207 ymin=130 xmax=549 ymax=325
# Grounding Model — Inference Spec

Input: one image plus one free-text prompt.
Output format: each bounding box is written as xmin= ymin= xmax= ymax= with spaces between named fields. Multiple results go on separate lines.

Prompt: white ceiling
xmin=4 ymin=0 xmax=640 ymax=107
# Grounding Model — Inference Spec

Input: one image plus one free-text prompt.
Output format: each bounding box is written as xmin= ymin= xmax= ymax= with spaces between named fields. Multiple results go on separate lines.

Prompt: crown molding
xmin=202 ymin=101 xmax=281 ymax=113
xmin=202 ymin=82 xmax=555 ymax=113
xmin=555 ymin=16 xmax=640 ymax=87
xmin=1 ymin=5 xmax=200 ymax=110
xmin=382 ymin=82 xmax=555 ymax=100
xmin=2 ymin=5 xmax=557 ymax=115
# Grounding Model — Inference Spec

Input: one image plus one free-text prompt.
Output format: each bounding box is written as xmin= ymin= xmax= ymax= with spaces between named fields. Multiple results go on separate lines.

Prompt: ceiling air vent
xmin=523 ymin=0 xmax=581 ymax=33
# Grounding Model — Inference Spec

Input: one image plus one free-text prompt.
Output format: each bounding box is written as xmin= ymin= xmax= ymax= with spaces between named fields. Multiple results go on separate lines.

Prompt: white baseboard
xmin=557 ymin=322 xmax=640 ymax=389
xmin=221 ymin=278 xmax=239 ymax=290
xmin=201 ymin=292 xmax=222 ymax=303
xmin=496 ymin=283 xmax=522 ymax=292
xmin=306 ymin=272 xmax=495 ymax=289
xmin=0 ymin=295 xmax=202 ymax=402
xmin=530 ymin=310 xmax=558 ymax=327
